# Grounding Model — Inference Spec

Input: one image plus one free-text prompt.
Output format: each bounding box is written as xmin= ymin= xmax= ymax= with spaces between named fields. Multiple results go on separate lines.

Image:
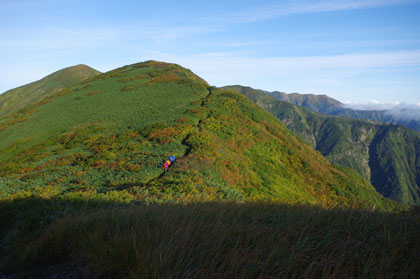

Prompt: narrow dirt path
xmin=181 ymin=87 xmax=213 ymax=157
xmin=146 ymin=87 xmax=214 ymax=182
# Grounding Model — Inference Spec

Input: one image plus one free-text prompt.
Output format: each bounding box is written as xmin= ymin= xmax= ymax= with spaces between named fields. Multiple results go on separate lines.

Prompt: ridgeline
xmin=0 ymin=61 xmax=397 ymax=209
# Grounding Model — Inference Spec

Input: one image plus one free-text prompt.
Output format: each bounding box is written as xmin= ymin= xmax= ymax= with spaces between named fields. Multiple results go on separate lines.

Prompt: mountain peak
xmin=0 ymin=64 xmax=101 ymax=117
xmin=222 ymin=85 xmax=343 ymax=113
xmin=95 ymin=60 xmax=209 ymax=89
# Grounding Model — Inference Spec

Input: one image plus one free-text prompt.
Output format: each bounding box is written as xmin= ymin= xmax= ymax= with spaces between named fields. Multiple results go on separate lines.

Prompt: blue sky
xmin=1 ymin=0 xmax=420 ymax=105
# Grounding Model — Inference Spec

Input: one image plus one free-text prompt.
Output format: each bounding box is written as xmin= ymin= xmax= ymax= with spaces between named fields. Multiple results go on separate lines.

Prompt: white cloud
xmin=387 ymin=105 xmax=420 ymax=121
xmin=221 ymin=41 xmax=268 ymax=48
xmin=227 ymin=0 xmax=420 ymax=23
xmin=158 ymin=50 xmax=420 ymax=87
xmin=343 ymin=101 xmax=420 ymax=113
xmin=145 ymin=26 xmax=219 ymax=42
xmin=342 ymin=102 xmax=420 ymax=124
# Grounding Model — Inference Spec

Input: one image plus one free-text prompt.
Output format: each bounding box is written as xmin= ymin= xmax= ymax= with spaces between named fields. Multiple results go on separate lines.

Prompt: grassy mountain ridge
xmin=0 ymin=62 xmax=206 ymax=161
xmin=224 ymin=85 xmax=420 ymax=205
xmin=0 ymin=61 xmax=398 ymax=210
xmin=1 ymin=61 xmax=414 ymax=278
xmin=0 ymin=64 xmax=101 ymax=117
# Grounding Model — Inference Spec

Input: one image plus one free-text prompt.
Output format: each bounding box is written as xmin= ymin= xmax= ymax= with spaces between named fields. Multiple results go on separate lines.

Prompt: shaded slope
xmin=369 ymin=125 xmax=420 ymax=204
xmin=1 ymin=200 xmax=416 ymax=278
xmin=226 ymin=85 xmax=420 ymax=205
xmin=0 ymin=61 xmax=398 ymax=209
xmin=0 ymin=64 xmax=101 ymax=117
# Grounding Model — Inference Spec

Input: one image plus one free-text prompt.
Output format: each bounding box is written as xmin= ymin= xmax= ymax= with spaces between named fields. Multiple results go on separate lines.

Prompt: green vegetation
xmin=0 ymin=61 xmax=398 ymax=209
xmin=0 ymin=64 xmax=101 ymax=117
xmin=0 ymin=61 xmax=208 ymax=160
xmin=226 ymin=85 xmax=420 ymax=205
xmin=0 ymin=198 xmax=418 ymax=278
xmin=0 ymin=61 xmax=413 ymax=277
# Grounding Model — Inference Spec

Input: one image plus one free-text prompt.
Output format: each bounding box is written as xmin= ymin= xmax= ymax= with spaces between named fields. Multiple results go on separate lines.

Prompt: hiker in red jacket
xmin=163 ymin=160 xmax=170 ymax=172
xmin=163 ymin=155 xmax=175 ymax=172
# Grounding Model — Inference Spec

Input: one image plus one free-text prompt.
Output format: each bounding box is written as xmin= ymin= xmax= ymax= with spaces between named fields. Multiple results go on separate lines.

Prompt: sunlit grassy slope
xmin=0 ymin=62 xmax=207 ymax=159
xmin=0 ymin=64 xmax=101 ymax=117
xmin=0 ymin=61 xmax=399 ymax=210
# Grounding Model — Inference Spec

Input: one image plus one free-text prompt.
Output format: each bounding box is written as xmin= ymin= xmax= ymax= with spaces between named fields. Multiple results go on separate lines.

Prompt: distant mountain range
xmin=223 ymin=85 xmax=420 ymax=205
xmin=244 ymin=88 xmax=420 ymax=132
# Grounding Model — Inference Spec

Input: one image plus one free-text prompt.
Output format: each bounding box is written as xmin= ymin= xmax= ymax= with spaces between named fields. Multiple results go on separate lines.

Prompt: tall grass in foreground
xmin=16 ymin=202 xmax=420 ymax=278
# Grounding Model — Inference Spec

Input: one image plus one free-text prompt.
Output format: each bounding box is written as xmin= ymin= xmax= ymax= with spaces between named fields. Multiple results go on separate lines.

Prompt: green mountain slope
xmin=225 ymin=85 xmax=420 ymax=205
xmin=0 ymin=64 xmax=101 ymax=117
xmin=0 ymin=61 xmax=397 ymax=210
